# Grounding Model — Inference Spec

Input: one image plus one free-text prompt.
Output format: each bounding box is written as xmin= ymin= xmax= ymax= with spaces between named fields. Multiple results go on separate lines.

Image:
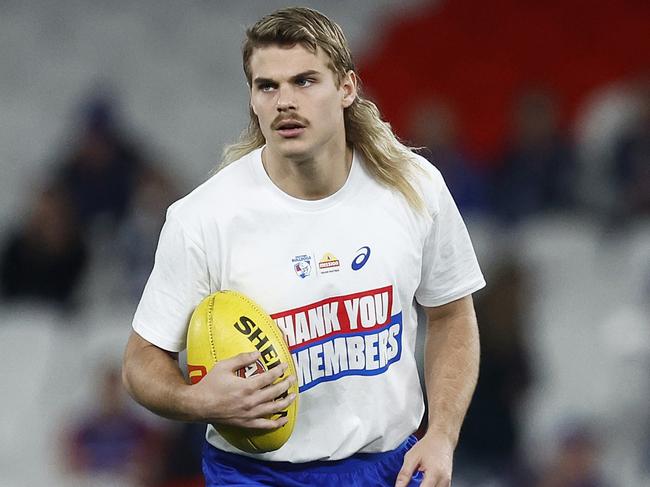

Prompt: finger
xmin=221 ymin=351 xmax=261 ymax=373
xmin=249 ymin=392 xmax=297 ymax=418
xmin=432 ymin=475 xmax=451 ymax=487
xmin=228 ymin=415 xmax=290 ymax=431
xmin=395 ymin=453 xmax=419 ymax=487
xmin=248 ymin=362 xmax=289 ymax=389
xmin=420 ymin=468 xmax=450 ymax=487
xmin=252 ymin=375 xmax=296 ymax=403
xmin=421 ymin=471 xmax=438 ymax=487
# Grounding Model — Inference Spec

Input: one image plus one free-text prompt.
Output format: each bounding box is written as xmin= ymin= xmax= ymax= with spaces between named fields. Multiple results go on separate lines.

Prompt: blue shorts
xmin=202 ymin=435 xmax=424 ymax=487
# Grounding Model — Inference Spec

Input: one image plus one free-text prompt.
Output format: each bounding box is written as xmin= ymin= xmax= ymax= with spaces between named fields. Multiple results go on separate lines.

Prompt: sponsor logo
xmin=236 ymin=360 xmax=266 ymax=379
xmin=187 ymin=364 xmax=208 ymax=384
xmin=232 ymin=315 xmax=282 ymax=371
xmin=318 ymin=252 xmax=340 ymax=274
xmin=271 ymin=286 xmax=402 ymax=392
xmin=292 ymin=254 xmax=312 ymax=279
xmin=231 ymin=316 xmax=289 ymax=414
xmin=351 ymin=246 xmax=371 ymax=271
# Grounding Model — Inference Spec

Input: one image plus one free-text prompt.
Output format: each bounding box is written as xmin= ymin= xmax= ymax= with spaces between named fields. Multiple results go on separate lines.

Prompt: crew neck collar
xmin=250 ymin=146 xmax=363 ymax=212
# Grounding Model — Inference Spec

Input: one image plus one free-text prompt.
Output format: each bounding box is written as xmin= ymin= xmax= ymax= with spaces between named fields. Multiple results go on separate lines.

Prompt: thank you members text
xmin=271 ymin=286 xmax=403 ymax=391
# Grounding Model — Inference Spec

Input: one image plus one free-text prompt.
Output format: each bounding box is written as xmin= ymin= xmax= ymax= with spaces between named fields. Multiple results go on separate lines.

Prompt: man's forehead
xmin=249 ymin=44 xmax=332 ymax=79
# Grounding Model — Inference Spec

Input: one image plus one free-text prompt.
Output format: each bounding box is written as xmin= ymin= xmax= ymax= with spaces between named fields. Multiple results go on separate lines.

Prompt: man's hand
xmin=189 ymin=351 xmax=296 ymax=430
xmin=122 ymin=332 xmax=296 ymax=428
xmin=395 ymin=433 xmax=454 ymax=487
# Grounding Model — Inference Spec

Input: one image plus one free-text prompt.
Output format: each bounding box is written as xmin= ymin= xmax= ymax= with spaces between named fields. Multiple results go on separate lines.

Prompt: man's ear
xmin=341 ymin=70 xmax=358 ymax=108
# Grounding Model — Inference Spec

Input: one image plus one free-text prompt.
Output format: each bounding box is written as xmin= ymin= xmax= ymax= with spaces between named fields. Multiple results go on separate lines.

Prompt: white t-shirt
xmin=132 ymin=147 xmax=485 ymax=462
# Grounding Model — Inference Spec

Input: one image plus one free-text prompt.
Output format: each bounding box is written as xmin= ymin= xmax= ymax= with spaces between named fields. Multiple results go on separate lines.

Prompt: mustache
xmin=271 ymin=114 xmax=310 ymax=130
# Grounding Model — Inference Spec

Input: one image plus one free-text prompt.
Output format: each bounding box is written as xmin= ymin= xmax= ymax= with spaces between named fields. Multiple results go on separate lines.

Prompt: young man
xmin=123 ymin=7 xmax=485 ymax=487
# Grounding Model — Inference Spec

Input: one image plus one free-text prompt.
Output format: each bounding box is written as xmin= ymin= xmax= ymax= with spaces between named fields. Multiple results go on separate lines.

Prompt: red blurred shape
xmin=359 ymin=0 xmax=650 ymax=163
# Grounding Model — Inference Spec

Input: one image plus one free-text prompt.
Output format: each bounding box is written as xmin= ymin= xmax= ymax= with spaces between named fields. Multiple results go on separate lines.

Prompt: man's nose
xmin=276 ymin=85 xmax=297 ymax=111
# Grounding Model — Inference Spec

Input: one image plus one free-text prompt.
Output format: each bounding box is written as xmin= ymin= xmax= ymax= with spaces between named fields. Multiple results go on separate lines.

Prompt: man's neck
xmin=262 ymin=143 xmax=353 ymax=200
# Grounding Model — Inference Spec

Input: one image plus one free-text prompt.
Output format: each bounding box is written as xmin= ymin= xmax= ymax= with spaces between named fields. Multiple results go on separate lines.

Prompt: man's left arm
xmin=395 ymin=294 xmax=480 ymax=487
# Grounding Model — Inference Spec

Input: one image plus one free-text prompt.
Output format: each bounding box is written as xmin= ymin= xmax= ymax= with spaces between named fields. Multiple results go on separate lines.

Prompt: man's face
xmin=249 ymin=44 xmax=356 ymax=160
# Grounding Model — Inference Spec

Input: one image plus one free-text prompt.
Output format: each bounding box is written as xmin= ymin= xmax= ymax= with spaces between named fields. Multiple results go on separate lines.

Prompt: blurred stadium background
xmin=0 ymin=1 xmax=648 ymax=486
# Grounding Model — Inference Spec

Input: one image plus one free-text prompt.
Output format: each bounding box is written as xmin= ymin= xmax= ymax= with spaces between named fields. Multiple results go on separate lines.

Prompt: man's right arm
xmin=122 ymin=330 xmax=295 ymax=429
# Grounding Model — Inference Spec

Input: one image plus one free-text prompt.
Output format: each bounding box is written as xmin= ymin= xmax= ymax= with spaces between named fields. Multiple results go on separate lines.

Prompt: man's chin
xmin=271 ymin=140 xmax=312 ymax=159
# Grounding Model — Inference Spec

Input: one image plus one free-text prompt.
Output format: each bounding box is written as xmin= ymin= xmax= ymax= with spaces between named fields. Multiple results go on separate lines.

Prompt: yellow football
xmin=186 ymin=290 xmax=298 ymax=453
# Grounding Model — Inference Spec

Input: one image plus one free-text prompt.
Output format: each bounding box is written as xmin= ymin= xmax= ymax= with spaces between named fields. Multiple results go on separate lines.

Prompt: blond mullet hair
xmin=221 ymin=7 xmax=424 ymax=210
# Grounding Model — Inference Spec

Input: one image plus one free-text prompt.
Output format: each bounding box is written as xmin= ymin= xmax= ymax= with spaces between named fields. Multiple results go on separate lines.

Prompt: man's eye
xmin=259 ymin=84 xmax=275 ymax=92
xmin=295 ymin=78 xmax=313 ymax=87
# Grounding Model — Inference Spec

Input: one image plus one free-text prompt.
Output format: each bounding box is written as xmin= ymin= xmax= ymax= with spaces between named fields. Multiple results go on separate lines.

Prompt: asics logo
xmin=351 ymin=246 xmax=371 ymax=271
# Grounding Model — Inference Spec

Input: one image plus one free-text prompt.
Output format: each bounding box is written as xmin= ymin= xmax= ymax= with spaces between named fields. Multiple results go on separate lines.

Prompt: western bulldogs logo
xmin=292 ymin=254 xmax=312 ymax=279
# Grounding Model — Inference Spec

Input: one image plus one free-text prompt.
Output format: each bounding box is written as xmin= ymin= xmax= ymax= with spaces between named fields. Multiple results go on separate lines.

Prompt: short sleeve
xmin=415 ymin=175 xmax=486 ymax=307
xmin=131 ymin=209 xmax=211 ymax=352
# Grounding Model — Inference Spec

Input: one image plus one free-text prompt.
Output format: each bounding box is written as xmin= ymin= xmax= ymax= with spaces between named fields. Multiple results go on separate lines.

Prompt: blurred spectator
xmin=408 ymin=99 xmax=490 ymax=214
xmin=493 ymin=88 xmax=578 ymax=223
xmin=535 ymin=423 xmax=607 ymax=487
xmin=455 ymin=259 xmax=532 ymax=482
xmin=55 ymin=92 xmax=145 ymax=234
xmin=0 ymin=185 xmax=87 ymax=307
xmin=63 ymin=365 xmax=168 ymax=486
xmin=572 ymin=81 xmax=640 ymax=218
xmin=117 ymin=165 xmax=178 ymax=301
xmin=157 ymin=422 xmax=206 ymax=487
xmin=611 ymin=80 xmax=650 ymax=219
